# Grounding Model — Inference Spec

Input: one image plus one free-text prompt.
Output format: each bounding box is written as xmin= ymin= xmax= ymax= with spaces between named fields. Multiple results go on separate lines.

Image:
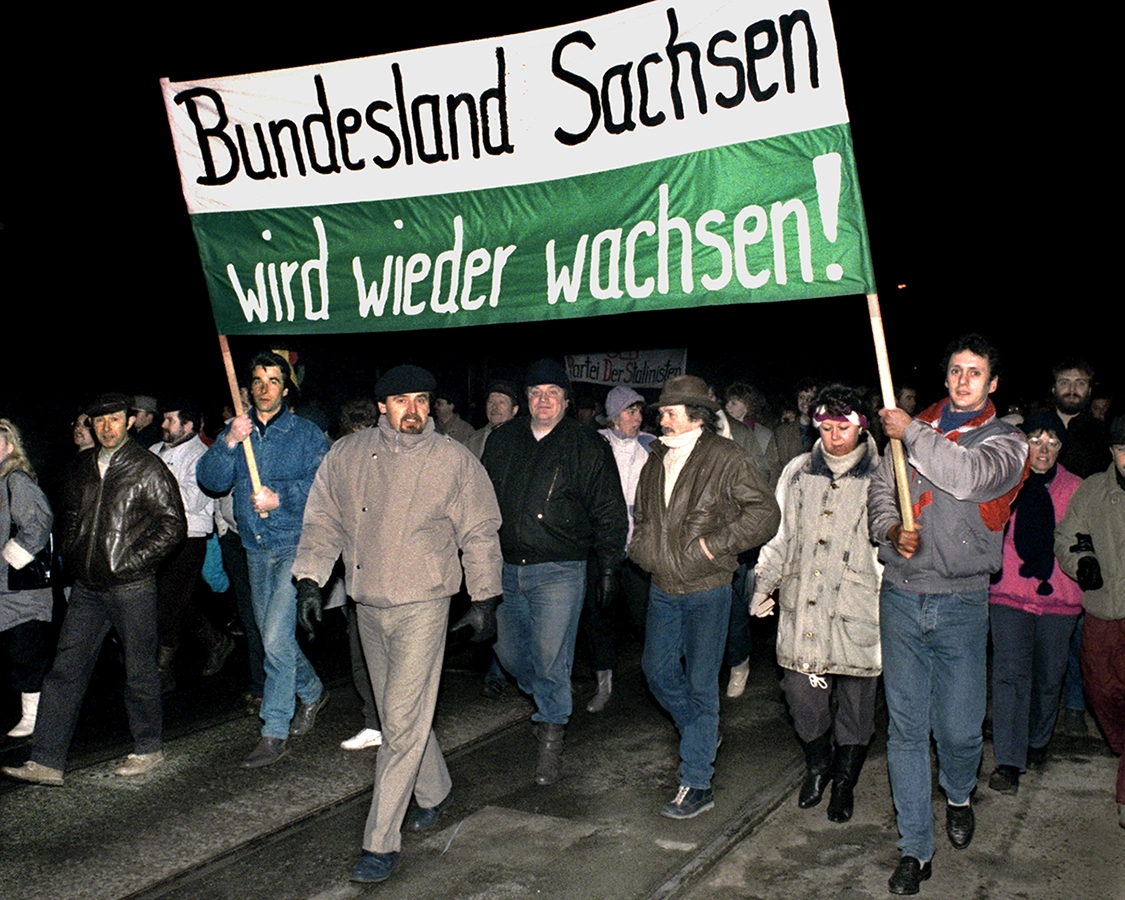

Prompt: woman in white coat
xmin=753 ymin=386 xmax=882 ymax=823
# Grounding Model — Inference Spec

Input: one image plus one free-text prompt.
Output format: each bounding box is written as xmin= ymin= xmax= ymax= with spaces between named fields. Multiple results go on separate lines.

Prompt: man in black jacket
xmin=482 ymin=359 xmax=627 ymax=786
xmin=4 ymin=394 xmax=185 ymax=786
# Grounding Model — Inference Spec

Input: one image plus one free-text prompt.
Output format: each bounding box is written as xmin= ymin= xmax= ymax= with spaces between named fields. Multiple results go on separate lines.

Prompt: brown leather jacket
xmin=62 ymin=439 xmax=186 ymax=589
xmin=628 ymin=430 xmax=779 ymax=594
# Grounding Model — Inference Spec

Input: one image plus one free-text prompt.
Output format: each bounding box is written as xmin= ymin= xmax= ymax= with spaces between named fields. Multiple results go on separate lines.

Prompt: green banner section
xmin=195 ymin=124 xmax=873 ymax=335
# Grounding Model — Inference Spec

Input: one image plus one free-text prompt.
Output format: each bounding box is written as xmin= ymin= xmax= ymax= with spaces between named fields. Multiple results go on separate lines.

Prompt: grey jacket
xmin=293 ymin=418 xmax=502 ymax=608
xmin=0 ymin=471 xmax=54 ymax=631
xmin=868 ymin=400 xmax=1028 ymax=594
xmin=756 ymin=437 xmax=882 ymax=677
xmin=1055 ymin=464 xmax=1125 ymax=621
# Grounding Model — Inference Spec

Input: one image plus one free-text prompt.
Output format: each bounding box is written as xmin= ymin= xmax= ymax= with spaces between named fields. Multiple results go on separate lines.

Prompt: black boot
xmin=798 ymin=731 xmax=835 ymax=809
xmin=534 ymin=722 xmax=566 ymax=786
xmin=827 ymin=743 xmax=869 ymax=823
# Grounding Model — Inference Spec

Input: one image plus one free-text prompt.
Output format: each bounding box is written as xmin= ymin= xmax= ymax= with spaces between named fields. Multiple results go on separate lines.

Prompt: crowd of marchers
xmin=0 ymin=339 xmax=1122 ymax=895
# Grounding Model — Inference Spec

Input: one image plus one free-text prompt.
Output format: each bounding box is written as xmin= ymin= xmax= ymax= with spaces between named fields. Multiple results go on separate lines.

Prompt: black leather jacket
xmin=483 ymin=417 xmax=627 ymax=570
xmin=61 ymin=439 xmax=186 ymax=589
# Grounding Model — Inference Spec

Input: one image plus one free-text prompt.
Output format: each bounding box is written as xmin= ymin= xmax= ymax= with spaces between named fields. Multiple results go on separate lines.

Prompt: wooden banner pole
xmin=217 ymin=335 xmax=267 ymax=517
xmin=866 ymin=294 xmax=915 ymax=532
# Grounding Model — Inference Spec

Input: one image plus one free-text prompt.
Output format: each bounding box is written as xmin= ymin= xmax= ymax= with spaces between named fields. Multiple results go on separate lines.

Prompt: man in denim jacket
xmin=198 ymin=352 xmax=329 ymax=768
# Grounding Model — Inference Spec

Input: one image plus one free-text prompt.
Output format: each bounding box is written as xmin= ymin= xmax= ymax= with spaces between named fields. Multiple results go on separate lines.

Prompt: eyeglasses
xmin=1027 ymin=437 xmax=1061 ymax=449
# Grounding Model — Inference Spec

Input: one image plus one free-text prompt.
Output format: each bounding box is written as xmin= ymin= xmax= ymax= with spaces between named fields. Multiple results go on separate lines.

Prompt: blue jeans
xmin=881 ymin=584 xmax=988 ymax=861
xmin=642 ymin=583 xmax=731 ymax=790
xmin=247 ymin=547 xmax=323 ymax=739
xmin=496 ymin=561 xmax=586 ymax=724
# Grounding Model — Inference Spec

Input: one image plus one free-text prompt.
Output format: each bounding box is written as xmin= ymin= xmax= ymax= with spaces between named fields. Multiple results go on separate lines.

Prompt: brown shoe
xmin=2 ymin=760 xmax=64 ymax=786
xmin=115 ymin=751 xmax=164 ymax=777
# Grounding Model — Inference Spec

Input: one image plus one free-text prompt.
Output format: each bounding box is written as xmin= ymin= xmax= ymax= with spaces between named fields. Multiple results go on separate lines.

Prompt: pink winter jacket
xmin=990 ymin=465 xmax=1083 ymax=617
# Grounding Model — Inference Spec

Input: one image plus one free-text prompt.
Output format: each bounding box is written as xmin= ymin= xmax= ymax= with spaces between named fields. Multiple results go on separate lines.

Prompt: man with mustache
xmin=292 ymin=364 xmax=502 ymax=885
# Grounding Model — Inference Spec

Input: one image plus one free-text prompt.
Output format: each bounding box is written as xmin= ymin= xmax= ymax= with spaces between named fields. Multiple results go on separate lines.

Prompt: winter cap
xmin=605 ymin=386 xmax=645 ymax=421
xmin=525 ymin=359 xmax=571 ymax=395
xmin=374 ymin=365 xmax=437 ymax=401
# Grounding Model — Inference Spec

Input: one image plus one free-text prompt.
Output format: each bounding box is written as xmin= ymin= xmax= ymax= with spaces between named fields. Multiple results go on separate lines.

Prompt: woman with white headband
xmin=752 ymin=384 xmax=883 ymax=824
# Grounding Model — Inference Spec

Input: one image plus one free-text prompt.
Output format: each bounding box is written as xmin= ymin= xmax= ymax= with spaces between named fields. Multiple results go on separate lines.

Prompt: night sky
xmin=2 ymin=4 xmax=1115 ymax=464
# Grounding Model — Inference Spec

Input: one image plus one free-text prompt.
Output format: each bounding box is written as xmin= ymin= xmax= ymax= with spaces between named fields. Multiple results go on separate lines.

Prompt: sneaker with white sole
xmin=661 ymin=785 xmax=714 ymax=819
xmin=115 ymin=751 xmax=164 ymax=777
xmin=341 ymin=728 xmax=383 ymax=750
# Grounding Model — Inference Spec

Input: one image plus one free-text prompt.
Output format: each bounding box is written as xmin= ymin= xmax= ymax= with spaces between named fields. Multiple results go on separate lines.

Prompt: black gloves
xmin=450 ymin=595 xmax=500 ymax=642
xmin=593 ymin=568 xmax=619 ymax=612
xmin=296 ymin=578 xmax=324 ymax=639
xmin=1069 ymin=533 xmax=1104 ymax=592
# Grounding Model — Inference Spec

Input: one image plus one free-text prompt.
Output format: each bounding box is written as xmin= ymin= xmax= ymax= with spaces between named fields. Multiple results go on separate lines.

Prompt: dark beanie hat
xmin=86 ymin=393 xmax=133 ymax=418
xmin=525 ymin=359 xmax=571 ymax=394
xmin=1021 ymin=410 xmax=1066 ymax=449
xmin=374 ymin=365 xmax=437 ymax=401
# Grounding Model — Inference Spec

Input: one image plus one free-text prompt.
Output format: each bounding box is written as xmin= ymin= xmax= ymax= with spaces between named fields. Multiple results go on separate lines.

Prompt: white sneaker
xmin=341 ymin=728 xmax=383 ymax=750
xmin=726 ymin=660 xmax=750 ymax=698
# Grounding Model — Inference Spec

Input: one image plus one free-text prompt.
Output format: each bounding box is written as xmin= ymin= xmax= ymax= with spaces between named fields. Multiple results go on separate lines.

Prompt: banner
xmin=162 ymin=1 xmax=874 ymax=335
xmin=566 ymin=350 xmax=686 ymax=388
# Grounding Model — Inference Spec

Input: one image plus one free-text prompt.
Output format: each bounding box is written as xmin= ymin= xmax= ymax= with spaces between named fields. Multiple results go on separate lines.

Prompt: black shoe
xmin=988 ymin=765 xmax=1020 ymax=795
xmin=289 ymin=691 xmax=329 ymax=737
xmin=242 ymin=736 xmax=289 ymax=768
xmin=202 ymin=634 xmax=235 ymax=677
xmin=1025 ymin=745 xmax=1048 ymax=769
xmin=888 ymin=856 xmax=932 ymax=895
xmin=405 ymin=791 xmax=453 ymax=831
xmin=350 ymin=850 xmax=399 ymax=884
xmin=946 ymin=801 xmax=974 ymax=849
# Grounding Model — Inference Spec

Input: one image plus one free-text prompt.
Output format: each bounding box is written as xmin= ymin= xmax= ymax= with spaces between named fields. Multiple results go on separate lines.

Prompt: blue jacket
xmin=197 ymin=407 xmax=328 ymax=553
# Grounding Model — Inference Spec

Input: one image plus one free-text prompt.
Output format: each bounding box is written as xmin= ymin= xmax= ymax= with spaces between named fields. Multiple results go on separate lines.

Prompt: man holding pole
xmin=870 ymin=334 xmax=1028 ymax=895
xmin=198 ymin=351 xmax=330 ymax=768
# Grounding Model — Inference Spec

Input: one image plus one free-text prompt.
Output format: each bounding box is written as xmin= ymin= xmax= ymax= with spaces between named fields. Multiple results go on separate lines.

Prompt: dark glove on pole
xmin=449 ymin=595 xmax=500 ymax=642
xmin=296 ymin=578 xmax=324 ymax=640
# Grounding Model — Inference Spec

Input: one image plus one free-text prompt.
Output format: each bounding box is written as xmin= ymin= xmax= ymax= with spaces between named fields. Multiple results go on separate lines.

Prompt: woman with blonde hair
xmin=0 ymin=419 xmax=54 ymax=738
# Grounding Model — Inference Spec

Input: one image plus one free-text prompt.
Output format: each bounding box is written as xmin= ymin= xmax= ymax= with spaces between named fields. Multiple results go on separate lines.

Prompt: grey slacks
xmin=357 ymin=597 xmax=452 ymax=853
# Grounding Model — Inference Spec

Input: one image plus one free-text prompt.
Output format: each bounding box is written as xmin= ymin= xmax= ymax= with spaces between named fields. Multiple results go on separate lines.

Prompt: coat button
xmin=356 ymin=564 xmax=362 ymax=569
xmin=805 ymin=632 xmax=814 ymax=638
xmin=823 ymin=510 xmax=832 ymax=516
xmin=831 ymin=482 xmax=839 ymax=490
xmin=808 ymin=599 xmax=816 ymax=605
xmin=818 ymin=539 xmax=827 ymax=545
xmin=362 ymin=507 xmax=367 ymax=512
xmin=813 ymin=569 xmax=821 ymax=576
xmin=537 ymin=513 xmax=543 ymax=519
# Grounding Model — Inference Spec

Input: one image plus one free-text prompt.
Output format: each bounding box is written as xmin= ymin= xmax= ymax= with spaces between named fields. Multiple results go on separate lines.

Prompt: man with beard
xmin=293 ymin=364 xmax=502 ymax=884
xmin=150 ymin=402 xmax=233 ymax=692
xmin=1046 ymin=359 xmax=1110 ymax=738
xmin=1049 ymin=359 xmax=1109 ymax=479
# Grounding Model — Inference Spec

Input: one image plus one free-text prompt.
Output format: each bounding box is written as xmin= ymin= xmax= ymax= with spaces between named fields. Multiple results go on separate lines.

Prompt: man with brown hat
xmin=628 ymin=375 xmax=779 ymax=819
